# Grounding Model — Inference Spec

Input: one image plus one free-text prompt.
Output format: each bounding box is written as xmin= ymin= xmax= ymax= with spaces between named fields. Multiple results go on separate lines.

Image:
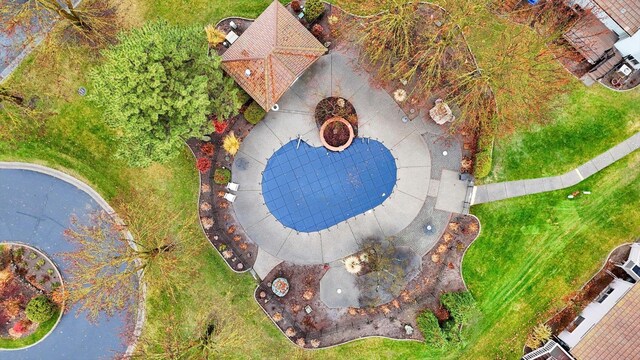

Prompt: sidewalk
xmin=471 ymin=132 xmax=640 ymax=205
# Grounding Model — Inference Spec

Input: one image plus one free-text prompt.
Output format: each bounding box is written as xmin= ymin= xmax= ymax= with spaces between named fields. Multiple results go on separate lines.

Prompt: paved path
xmin=471 ymin=132 xmax=640 ymax=204
xmin=0 ymin=165 xmax=135 ymax=359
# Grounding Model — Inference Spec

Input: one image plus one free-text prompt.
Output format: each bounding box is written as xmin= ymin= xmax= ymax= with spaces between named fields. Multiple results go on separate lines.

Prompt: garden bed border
xmin=0 ymin=241 xmax=65 ymax=351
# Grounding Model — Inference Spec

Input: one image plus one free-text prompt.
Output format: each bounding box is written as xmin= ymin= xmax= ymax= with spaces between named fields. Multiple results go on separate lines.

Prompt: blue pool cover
xmin=262 ymin=139 xmax=397 ymax=232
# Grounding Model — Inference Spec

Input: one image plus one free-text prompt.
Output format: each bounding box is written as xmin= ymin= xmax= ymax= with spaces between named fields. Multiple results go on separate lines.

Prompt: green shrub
xmin=474 ymin=150 xmax=493 ymax=179
xmin=26 ymin=296 xmax=56 ymax=323
xmin=416 ymin=311 xmax=447 ymax=348
xmin=440 ymin=291 xmax=478 ymax=330
xmin=244 ymin=102 xmax=266 ymax=125
xmin=304 ymin=0 xmax=325 ymax=22
xmin=475 ymin=134 xmax=494 ymax=179
xmin=478 ymin=133 xmax=494 ymax=151
xmin=213 ymin=168 xmax=231 ymax=185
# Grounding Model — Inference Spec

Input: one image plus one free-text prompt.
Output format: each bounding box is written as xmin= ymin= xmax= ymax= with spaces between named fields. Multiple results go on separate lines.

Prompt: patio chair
xmin=224 ymin=193 xmax=237 ymax=203
xmin=226 ymin=182 xmax=240 ymax=192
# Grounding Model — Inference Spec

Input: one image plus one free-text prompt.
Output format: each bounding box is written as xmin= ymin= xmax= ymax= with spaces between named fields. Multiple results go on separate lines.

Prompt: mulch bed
xmin=543 ymin=245 xmax=632 ymax=335
xmin=255 ymin=215 xmax=480 ymax=348
xmin=187 ymin=108 xmax=259 ymax=272
xmin=0 ymin=244 xmax=61 ymax=340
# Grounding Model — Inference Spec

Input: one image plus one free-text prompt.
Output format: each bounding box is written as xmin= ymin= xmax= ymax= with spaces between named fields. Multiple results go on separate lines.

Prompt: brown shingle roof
xmin=221 ymin=1 xmax=326 ymax=110
xmin=571 ymin=284 xmax=640 ymax=360
xmin=594 ymin=0 xmax=640 ymax=35
xmin=564 ymin=12 xmax=618 ymax=64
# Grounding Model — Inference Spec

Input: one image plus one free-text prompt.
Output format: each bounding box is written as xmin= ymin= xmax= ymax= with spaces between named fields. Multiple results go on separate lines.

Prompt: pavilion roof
xmin=221 ymin=1 xmax=326 ymax=110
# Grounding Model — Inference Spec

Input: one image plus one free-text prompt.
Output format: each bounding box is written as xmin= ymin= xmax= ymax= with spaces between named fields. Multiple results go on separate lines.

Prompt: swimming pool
xmin=261 ymin=139 xmax=397 ymax=232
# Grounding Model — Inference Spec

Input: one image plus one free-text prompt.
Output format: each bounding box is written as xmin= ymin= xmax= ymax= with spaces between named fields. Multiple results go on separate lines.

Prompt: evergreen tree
xmin=91 ymin=21 xmax=243 ymax=166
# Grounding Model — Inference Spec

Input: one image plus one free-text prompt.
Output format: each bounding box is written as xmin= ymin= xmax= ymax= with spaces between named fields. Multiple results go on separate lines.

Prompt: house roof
xmin=221 ymin=1 xmax=326 ymax=111
xmin=571 ymin=284 xmax=640 ymax=360
xmin=564 ymin=12 xmax=618 ymax=64
xmin=593 ymin=0 xmax=640 ymax=35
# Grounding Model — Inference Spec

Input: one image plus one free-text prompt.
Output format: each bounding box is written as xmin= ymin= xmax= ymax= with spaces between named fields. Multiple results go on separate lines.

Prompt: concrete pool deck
xmin=232 ymin=50 xmax=468 ymax=276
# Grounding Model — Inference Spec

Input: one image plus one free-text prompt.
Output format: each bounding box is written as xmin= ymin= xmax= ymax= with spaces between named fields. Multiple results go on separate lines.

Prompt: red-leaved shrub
xmin=311 ymin=24 xmax=324 ymax=39
xmin=196 ymin=158 xmax=212 ymax=173
xmin=213 ymin=120 xmax=228 ymax=134
xmin=291 ymin=0 xmax=301 ymax=12
xmin=12 ymin=320 xmax=30 ymax=334
xmin=200 ymin=143 xmax=215 ymax=157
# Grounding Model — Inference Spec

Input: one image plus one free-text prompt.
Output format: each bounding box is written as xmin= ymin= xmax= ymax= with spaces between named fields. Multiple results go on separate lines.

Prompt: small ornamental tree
xmin=26 ymin=296 xmax=56 ymax=323
xmin=90 ymin=21 xmax=243 ymax=167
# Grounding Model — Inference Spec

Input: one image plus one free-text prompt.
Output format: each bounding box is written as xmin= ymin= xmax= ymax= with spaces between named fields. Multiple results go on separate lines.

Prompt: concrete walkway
xmin=471 ymin=132 xmax=640 ymax=205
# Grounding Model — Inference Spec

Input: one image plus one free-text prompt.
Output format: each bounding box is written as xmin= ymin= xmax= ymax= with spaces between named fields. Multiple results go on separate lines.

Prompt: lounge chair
xmin=226 ymin=182 xmax=239 ymax=192
xmin=224 ymin=193 xmax=236 ymax=203
xmin=225 ymin=31 xmax=239 ymax=45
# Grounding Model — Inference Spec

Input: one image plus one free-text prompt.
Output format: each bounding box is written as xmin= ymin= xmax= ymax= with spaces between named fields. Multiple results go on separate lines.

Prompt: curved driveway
xmin=232 ymin=51 xmax=432 ymax=266
xmin=0 ymin=165 xmax=131 ymax=359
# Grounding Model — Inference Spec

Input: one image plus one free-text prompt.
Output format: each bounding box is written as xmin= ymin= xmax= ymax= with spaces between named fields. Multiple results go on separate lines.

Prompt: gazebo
xmin=221 ymin=1 xmax=327 ymax=111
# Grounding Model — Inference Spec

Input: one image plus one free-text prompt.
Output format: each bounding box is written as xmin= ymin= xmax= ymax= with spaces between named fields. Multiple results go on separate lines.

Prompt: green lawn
xmin=0 ymin=0 xmax=638 ymax=359
xmin=485 ymin=86 xmax=640 ymax=182
xmin=462 ymin=150 xmax=639 ymax=359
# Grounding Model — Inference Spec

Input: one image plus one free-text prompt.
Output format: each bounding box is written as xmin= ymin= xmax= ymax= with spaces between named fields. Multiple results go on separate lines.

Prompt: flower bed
xmin=319 ymin=117 xmax=354 ymax=151
xmin=0 ymin=243 xmax=63 ymax=349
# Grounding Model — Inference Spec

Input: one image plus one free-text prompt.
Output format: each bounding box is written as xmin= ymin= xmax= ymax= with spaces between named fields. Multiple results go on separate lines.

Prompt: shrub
xmin=526 ymin=323 xmax=552 ymax=349
xmin=291 ymin=0 xmax=302 ymax=12
xmin=417 ymin=311 xmax=447 ymax=348
xmin=196 ymin=158 xmax=212 ymax=173
xmin=213 ymin=168 xmax=231 ymax=185
xmin=311 ymin=24 xmax=324 ymax=40
xmin=244 ymin=102 xmax=266 ymax=125
xmin=474 ymin=150 xmax=492 ymax=179
xmin=204 ymin=24 xmax=225 ymax=46
xmin=440 ymin=291 xmax=478 ymax=330
xmin=200 ymin=143 xmax=215 ymax=157
xmin=26 ymin=295 xmax=56 ymax=323
xmin=213 ymin=120 xmax=228 ymax=134
xmin=223 ymin=132 xmax=241 ymax=156
xmin=12 ymin=320 xmax=30 ymax=334
xmin=304 ymin=0 xmax=325 ymax=22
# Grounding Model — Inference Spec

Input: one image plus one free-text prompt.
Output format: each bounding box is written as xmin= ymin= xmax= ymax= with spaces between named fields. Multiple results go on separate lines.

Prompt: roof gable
xmin=221 ymin=1 xmax=326 ymax=110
